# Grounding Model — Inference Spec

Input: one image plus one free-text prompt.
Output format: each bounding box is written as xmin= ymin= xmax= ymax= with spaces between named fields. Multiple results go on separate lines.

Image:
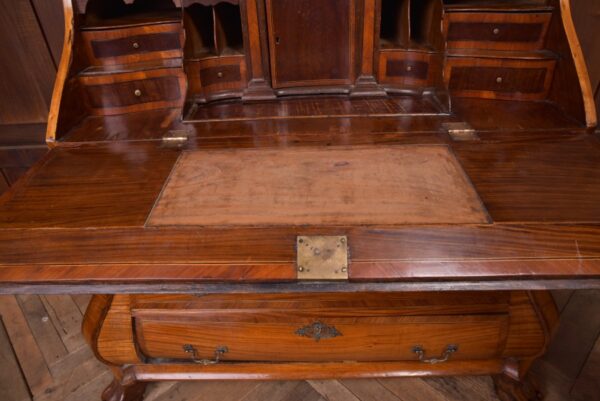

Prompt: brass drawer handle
xmin=217 ymin=71 xmax=224 ymax=78
xmin=183 ymin=344 xmax=228 ymax=365
xmin=412 ymin=344 xmax=458 ymax=364
xmin=132 ymin=42 xmax=140 ymax=49
xmin=134 ymin=89 xmax=142 ymax=97
xmin=295 ymin=321 xmax=342 ymax=342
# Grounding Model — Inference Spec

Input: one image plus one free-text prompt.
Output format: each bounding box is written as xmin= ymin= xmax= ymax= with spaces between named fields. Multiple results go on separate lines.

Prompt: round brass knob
xmin=217 ymin=72 xmax=224 ymax=78
xmin=134 ymin=89 xmax=142 ymax=97
xmin=492 ymin=28 xmax=500 ymax=35
xmin=406 ymin=65 xmax=413 ymax=72
xmin=132 ymin=42 xmax=140 ymax=49
xmin=496 ymin=77 xmax=503 ymax=84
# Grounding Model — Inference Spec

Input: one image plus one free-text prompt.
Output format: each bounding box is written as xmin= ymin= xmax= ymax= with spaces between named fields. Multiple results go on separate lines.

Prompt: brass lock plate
xmin=296 ymin=236 xmax=348 ymax=280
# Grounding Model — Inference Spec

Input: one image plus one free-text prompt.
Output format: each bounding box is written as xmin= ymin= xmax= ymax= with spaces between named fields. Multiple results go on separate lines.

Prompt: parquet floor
xmin=0 ymin=295 xmax=589 ymax=401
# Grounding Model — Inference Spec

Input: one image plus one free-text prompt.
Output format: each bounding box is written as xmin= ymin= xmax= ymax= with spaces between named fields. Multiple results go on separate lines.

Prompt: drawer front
xmin=444 ymin=12 xmax=551 ymax=51
xmin=186 ymin=56 xmax=247 ymax=101
xmin=80 ymin=68 xmax=186 ymax=115
xmin=378 ymin=51 xmax=440 ymax=87
xmin=82 ymin=23 xmax=183 ymax=66
xmin=445 ymin=57 xmax=556 ymax=100
xmin=134 ymin=311 xmax=509 ymax=363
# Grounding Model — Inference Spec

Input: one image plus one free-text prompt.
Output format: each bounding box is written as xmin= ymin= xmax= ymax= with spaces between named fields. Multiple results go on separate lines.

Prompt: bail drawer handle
xmin=412 ymin=344 xmax=458 ymax=364
xmin=183 ymin=344 xmax=228 ymax=365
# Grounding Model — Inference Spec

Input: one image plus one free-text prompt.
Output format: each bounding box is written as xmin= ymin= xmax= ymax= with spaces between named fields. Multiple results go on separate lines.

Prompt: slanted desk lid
xmin=0 ymin=138 xmax=600 ymax=292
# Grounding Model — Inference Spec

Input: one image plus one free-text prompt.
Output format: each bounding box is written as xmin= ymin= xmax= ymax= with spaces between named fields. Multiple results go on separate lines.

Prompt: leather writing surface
xmin=148 ymin=145 xmax=490 ymax=226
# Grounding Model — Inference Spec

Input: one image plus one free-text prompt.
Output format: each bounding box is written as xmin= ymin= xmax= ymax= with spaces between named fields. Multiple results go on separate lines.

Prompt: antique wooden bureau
xmin=0 ymin=0 xmax=599 ymax=400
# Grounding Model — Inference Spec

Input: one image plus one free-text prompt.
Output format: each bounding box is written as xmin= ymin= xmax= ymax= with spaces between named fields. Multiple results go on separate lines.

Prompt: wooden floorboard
xmin=0 ymin=294 xmax=597 ymax=401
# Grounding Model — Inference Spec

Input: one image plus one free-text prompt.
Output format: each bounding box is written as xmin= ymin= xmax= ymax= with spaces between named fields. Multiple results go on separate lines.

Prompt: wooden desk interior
xmin=0 ymin=1 xmax=599 ymax=400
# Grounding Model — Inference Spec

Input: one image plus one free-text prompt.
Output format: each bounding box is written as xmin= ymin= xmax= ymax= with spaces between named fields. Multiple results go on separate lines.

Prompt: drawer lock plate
xmin=296 ymin=236 xmax=348 ymax=280
xmin=295 ymin=321 xmax=343 ymax=342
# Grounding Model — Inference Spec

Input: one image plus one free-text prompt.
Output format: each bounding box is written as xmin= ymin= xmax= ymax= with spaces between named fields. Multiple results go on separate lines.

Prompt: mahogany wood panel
xmin=3 ymin=224 xmax=600 ymax=288
xmin=148 ymin=146 xmax=489 ymax=226
xmin=450 ymin=99 xmax=583 ymax=131
xmin=445 ymin=56 xmax=556 ymax=100
xmin=443 ymin=12 xmax=551 ymax=51
xmin=79 ymin=67 xmax=186 ymax=115
xmin=454 ymin=135 xmax=600 ymax=222
xmin=135 ymin=314 xmax=508 ymax=362
xmin=0 ymin=143 xmax=179 ymax=228
xmin=92 ymin=291 xmax=547 ymax=365
xmin=187 ymin=95 xmax=442 ymax=122
xmin=81 ymin=23 xmax=184 ymax=66
xmin=265 ymin=0 xmax=356 ymax=88
xmin=131 ymin=291 xmax=512 ymax=311
xmin=131 ymin=360 xmax=506 ymax=381
xmin=60 ymin=100 xmax=584 ymax=144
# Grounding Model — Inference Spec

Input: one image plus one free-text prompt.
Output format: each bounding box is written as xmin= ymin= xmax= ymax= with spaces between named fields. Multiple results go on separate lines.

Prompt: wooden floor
xmin=0 ymin=294 xmax=598 ymax=401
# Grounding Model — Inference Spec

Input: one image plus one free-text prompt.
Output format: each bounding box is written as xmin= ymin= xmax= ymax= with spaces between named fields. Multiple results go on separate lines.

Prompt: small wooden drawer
xmin=444 ymin=56 xmax=556 ymax=100
xmin=132 ymin=293 xmax=509 ymax=363
xmin=79 ymin=68 xmax=186 ymax=115
xmin=81 ymin=23 xmax=183 ymax=66
xmin=444 ymin=12 xmax=552 ymax=51
xmin=378 ymin=51 xmax=441 ymax=87
xmin=185 ymin=55 xmax=247 ymax=101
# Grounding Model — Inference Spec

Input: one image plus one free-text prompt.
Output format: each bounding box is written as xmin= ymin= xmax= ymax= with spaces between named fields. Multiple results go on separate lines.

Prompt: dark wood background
xmin=0 ymin=1 xmax=597 ymax=399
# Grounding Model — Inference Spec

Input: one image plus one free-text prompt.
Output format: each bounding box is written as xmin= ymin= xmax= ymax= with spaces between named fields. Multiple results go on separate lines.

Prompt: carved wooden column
xmin=242 ymin=0 xmax=276 ymax=100
xmin=351 ymin=0 xmax=386 ymax=97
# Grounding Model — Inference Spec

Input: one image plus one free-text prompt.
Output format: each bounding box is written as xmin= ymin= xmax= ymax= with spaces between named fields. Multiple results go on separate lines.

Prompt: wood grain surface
xmin=148 ymin=145 xmax=489 ymax=226
xmin=0 ymin=143 xmax=179 ymax=228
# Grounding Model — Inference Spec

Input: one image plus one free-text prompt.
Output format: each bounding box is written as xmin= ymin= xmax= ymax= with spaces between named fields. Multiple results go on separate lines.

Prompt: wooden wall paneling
xmin=0 ymin=124 xmax=47 ymax=147
xmin=0 ymin=0 xmax=57 ymax=127
xmin=30 ymin=0 xmax=65 ymax=65
xmin=0 ymin=146 xmax=47 ymax=195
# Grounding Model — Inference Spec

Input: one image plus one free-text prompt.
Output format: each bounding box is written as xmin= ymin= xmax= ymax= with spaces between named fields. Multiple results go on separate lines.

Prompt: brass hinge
xmin=443 ymin=122 xmax=479 ymax=141
xmin=296 ymin=236 xmax=349 ymax=280
xmin=162 ymin=130 xmax=189 ymax=148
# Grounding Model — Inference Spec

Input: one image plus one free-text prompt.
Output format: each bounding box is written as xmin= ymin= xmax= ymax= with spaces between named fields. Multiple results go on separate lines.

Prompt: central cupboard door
xmin=266 ymin=0 xmax=355 ymax=88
